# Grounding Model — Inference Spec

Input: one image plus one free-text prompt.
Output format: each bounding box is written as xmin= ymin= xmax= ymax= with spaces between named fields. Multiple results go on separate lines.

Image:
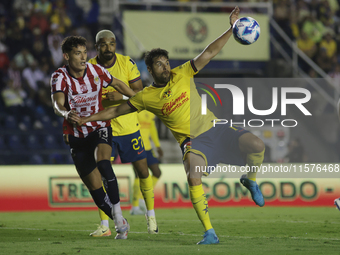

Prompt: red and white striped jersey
xmin=50 ymin=63 xmax=113 ymax=138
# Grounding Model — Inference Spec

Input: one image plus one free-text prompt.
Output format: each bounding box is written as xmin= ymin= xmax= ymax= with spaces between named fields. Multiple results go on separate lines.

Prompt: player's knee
xmin=187 ymin=177 xmax=202 ymax=186
xmin=249 ymin=137 xmax=265 ymax=153
xmin=97 ymin=160 xmax=115 ymax=180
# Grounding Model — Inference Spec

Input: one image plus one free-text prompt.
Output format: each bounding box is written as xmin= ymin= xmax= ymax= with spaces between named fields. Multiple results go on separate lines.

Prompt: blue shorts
xmin=146 ymin=149 xmax=159 ymax=166
xmin=180 ymin=125 xmax=249 ymax=172
xmin=111 ymin=130 xmax=146 ymax=163
xmin=69 ymin=126 xmax=112 ymax=178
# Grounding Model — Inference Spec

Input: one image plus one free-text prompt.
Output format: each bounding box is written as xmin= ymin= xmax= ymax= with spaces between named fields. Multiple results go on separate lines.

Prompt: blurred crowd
xmin=0 ymin=0 xmax=100 ymax=129
xmin=273 ymin=0 xmax=340 ymax=92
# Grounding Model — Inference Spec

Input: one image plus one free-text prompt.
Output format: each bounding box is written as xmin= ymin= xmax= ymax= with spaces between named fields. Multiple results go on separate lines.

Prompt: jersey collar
xmin=152 ymin=82 xmax=168 ymax=88
xmin=66 ymin=64 xmax=87 ymax=79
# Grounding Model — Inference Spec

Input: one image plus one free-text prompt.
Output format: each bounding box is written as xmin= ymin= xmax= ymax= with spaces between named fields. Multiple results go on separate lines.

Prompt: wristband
xmin=122 ymin=95 xmax=129 ymax=100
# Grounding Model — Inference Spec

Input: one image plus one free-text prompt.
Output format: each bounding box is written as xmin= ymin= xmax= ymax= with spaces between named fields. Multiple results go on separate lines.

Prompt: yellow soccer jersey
xmin=89 ymin=53 xmax=141 ymax=136
xmin=128 ymin=60 xmax=216 ymax=145
xmin=138 ymin=110 xmax=160 ymax=151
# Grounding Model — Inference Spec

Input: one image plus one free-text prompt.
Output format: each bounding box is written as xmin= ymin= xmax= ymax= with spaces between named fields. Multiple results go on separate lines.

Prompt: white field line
xmin=0 ymin=227 xmax=340 ymax=241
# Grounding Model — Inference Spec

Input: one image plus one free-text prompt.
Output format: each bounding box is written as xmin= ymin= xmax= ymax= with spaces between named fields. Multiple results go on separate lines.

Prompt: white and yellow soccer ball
xmin=232 ymin=17 xmax=260 ymax=45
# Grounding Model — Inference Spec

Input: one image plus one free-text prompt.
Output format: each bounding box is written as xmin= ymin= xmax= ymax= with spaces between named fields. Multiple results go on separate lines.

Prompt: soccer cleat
xmin=89 ymin=224 xmax=111 ymax=237
xmin=130 ymin=206 xmax=145 ymax=215
xmin=114 ymin=216 xmax=130 ymax=240
xmin=197 ymin=228 xmax=219 ymax=245
xmin=145 ymin=215 xmax=158 ymax=234
xmin=240 ymin=174 xmax=265 ymax=207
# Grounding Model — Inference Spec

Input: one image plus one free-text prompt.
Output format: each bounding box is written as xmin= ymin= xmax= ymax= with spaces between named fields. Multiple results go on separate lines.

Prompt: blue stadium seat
xmin=22 ymin=115 xmax=33 ymax=130
xmin=43 ymin=134 xmax=58 ymax=149
xmin=30 ymin=154 xmax=44 ymax=164
xmin=26 ymin=134 xmax=42 ymax=150
xmin=48 ymin=153 xmax=64 ymax=164
xmin=5 ymin=115 xmax=17 ymax=130
xmin=41 ymin=115 xmax=54 ymax=130
xmin=0 ymin=136 xmax=6 ymax=150
xmin=7 ymin=135 xmax=25 ymax=150
xmin=64 ymin=154 xmax=73 ymax=164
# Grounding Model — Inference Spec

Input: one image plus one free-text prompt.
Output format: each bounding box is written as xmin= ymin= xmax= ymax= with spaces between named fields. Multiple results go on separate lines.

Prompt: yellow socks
xmin=246 ymin=149 xmax=265 ymax=181
xmin=189 ymin=184 xmax=212 ymax=231
xmin=132 ymin=178 xmax=140 ymax=207
xmin=99 ymin=181 xmax=109 ymax=222
xmin=139 ymin=175 xmax=154 ymax=212
xmin=152 ymin=176 xmax=159 ymax=188
xmin=99 ymin=208 xmax=109 ymax=222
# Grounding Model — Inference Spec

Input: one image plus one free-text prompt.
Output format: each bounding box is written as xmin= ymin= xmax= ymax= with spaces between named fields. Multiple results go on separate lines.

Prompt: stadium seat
xmin=41 ymin=115 xmax=55 ymax=130
xmin=7 ymin=134 xmax=25 ymax=150
xmin=64 ymin=154 xmax=73 ymax=164
xmin=5 ymin=115 xmax=17 ymax=130
xmin=48 ymin=153 xmax=64 ymax=164
xmin=26 ymin=134 xmax=42 ymax=150
xmin=0 ymin=136 xmax=6 ymax=150
xmin=21 ymin=115 xmax=33 ymax=130
xmin=43 ymin=134 xmax=58 ymax=149
xmin=30 ymin=154 xmax=44 ymax=164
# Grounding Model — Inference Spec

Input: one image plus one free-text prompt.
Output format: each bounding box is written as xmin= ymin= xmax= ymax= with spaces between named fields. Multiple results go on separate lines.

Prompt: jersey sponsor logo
xmin=71 ymin=92 xmax=98 ymax=109
xmin=163 ymin=90 xmax=172 ymax=99
xmin=161 ymin=91 xmax=189 ymax=116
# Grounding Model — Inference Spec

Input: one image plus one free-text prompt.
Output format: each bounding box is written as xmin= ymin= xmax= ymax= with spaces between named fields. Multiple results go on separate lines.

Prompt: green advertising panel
xmin=123 ymin=11 xmax=269 ymax=61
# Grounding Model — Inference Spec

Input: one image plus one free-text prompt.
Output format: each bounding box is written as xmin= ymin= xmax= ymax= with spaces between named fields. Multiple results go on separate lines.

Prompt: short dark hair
xmin=144 ymin=48 xmax=169 ymax=68
xmin=61 ymin=36 xmax=87 ymax=53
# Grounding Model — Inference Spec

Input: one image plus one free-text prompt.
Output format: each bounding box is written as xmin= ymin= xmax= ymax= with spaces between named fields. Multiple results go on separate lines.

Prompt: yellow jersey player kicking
xmin=88 ymin=30 xmax=157 ymax=237
xmin=131 ymin=110 xmax=163 ymax=215
xmin=77 ymin=7 xmax=265 ymax=245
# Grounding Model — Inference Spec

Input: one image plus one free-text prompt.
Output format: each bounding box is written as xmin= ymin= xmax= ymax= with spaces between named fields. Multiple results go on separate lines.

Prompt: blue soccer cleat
xmin=197 ymin=228 xmax=219 ymax=245
xmin=240 ymin=174 xmax=265 ymax=207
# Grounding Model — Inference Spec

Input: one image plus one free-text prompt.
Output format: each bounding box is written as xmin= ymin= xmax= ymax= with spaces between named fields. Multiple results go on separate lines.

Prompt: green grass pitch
xmin=0 ymin=207 xmax=339 ymax=255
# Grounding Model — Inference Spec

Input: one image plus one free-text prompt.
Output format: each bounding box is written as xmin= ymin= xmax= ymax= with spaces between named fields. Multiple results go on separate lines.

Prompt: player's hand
xmin=157 ymin=147 xmax=163 ymax=159
xmin=106 ymin=91 xmax=123 ymax=101
xmin=229 ymin=6 xmax=240 ymax=26
xmin=65 ymin=110 xmax=80 ymax=125
xmin=76 ymin=117 xmax=87 ymax=126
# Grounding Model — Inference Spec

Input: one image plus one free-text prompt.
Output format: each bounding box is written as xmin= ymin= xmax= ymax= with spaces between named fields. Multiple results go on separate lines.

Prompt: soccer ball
xmin=334 ymin=198 xmax=340 ymax=211
xmin=232 ymin=17 xmax=260 ymax=45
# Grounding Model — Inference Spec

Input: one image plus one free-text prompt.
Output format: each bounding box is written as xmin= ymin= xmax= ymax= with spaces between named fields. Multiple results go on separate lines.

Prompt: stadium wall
xmin=0 ymin=164 xmax=338 ymax=212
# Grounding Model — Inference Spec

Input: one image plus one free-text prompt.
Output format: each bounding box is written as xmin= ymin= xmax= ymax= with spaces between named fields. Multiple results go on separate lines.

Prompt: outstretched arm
xmin=77 ymin=102 xmax=136 ymax=126
xmin=193 ymin=6 xmax=240 ymax=71
xmin=109 ymin=77 xmax=136 ymax=98
xmin=105 ymin=79 xmax=143 ymax=101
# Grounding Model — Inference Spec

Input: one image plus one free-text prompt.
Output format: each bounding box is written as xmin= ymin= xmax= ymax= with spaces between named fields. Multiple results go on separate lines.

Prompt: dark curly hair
xmin=144 ymin=48 xmax=169 ymax=68
xmin=61 ymin=36 xmax=87 ymax=53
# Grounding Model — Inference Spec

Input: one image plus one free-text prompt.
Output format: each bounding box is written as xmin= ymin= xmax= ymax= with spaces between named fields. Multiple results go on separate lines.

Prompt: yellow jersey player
xmin=131 ymin=110 xmax=163 ymax=215
xmin=77 ymin=7 xmax=265 ymax=245
xmin=88 ymin=30 xmax=158 ymax=237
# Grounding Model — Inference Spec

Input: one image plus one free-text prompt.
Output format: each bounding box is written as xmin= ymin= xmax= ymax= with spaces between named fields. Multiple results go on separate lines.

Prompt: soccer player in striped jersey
xmin=50 ymin=35 xmax=135 ymax=239
xmin=88 ymin=30 xmax=158 ymax=237
xmin=130 ymin=110 xmax=163 ymax=215
xmin=76 ymin=7 xmax=266 ymax=245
